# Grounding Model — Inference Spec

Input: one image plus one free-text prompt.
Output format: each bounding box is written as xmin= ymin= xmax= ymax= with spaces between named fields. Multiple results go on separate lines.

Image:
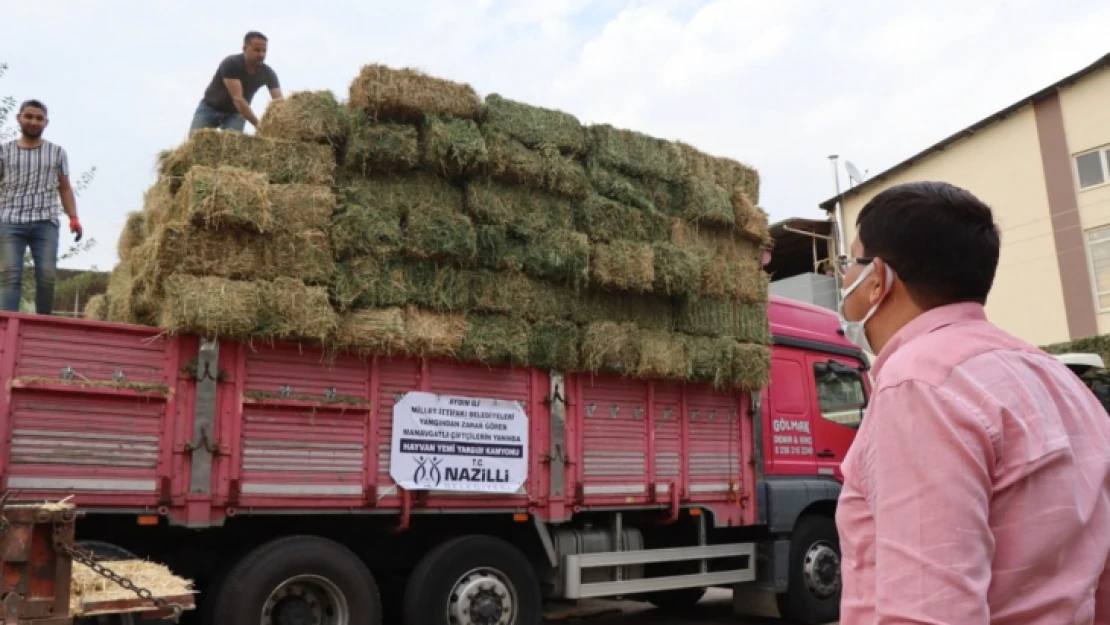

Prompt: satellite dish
xmin=845 ymin=161 xmax=866 ymax=186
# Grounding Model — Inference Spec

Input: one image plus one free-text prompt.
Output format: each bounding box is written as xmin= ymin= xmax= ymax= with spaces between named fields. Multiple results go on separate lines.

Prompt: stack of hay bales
xmin=97 ymin=65 xmax=773 ymax=391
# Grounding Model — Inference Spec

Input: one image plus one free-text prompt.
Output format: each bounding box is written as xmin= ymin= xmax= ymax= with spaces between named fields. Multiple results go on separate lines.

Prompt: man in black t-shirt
xmin=189 ymin=31 xmax=283 ymax=134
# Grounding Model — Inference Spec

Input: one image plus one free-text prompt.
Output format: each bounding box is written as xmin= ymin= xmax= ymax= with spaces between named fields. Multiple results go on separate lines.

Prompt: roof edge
xmin=818 ymin=52 xmax=1110 ymax=211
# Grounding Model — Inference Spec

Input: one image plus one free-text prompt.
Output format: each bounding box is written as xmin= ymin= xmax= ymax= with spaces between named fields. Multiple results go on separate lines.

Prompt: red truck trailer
xmin=0 ymin=293 xmax=868 ymax=625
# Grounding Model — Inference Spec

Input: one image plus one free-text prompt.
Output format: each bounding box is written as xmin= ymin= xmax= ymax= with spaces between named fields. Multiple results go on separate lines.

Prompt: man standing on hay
xmin=835 ymin=181 xmax=1110 ymax=623
xmin=0 ymin=99 xmax=82 ymax=315
xmin=189 ymin=31 xmax=282 ymax=134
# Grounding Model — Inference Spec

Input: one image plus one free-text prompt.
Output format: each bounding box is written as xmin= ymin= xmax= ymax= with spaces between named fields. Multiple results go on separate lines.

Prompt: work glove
xmin=69 ymin=216 xmax=83 ymax=242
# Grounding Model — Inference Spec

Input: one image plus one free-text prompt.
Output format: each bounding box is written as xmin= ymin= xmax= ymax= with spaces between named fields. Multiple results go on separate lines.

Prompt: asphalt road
xmin=543 ymin=588 xmax=837 ymax=625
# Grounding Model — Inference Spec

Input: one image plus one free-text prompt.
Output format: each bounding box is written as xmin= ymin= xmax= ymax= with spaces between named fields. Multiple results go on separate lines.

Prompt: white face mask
xmin=837 ymin=261 xmax=892 ymax=354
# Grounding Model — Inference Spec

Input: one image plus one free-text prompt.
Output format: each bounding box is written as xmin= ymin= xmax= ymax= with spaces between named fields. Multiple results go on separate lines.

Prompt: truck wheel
xmin=403 ymin=535 xmax=542 ymax=625
xmin=644 ymin=586 xmax=707 ymax=610
xmin=212 ymin=535 xmax=382 ymax=625
xmin=776 ymin=515 xmax=841 ymax=625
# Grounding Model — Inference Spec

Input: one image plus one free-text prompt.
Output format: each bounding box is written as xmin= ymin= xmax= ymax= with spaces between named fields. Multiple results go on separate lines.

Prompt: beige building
xmin=819 ymin=53 xmax=1110 ymax=347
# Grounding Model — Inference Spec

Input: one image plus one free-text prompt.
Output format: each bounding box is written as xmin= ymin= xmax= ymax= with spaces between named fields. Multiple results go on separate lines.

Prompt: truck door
xmin=764 ymin=349 xmax=817 ymax=476
xmin=806 ymin=354 xmax=868 ymax=480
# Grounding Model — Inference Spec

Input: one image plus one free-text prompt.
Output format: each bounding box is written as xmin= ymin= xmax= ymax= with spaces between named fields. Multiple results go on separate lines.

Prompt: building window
xmin=1075 ymin=146 xmax=1110 ymax=190
xmin=1088 ymin=226 xmax=1110 ymax=310
xmin=813 ymin=361 xmax=867 ymax=428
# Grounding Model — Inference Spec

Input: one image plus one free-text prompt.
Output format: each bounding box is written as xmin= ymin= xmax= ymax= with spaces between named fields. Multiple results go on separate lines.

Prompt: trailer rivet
xmin=586 ymin=404 xmax=597 ymax=417
xmin=609 ymin=405 xmax=620 ymax=419
xmin=325 ymin=387 xmax=337 ymax=401
xmin=279 ymin=385 xmax=292 ymax=398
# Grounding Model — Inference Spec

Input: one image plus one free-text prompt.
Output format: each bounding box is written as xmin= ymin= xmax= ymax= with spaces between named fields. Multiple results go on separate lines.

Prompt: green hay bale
xmin=576 ymin=194 xmax=669 ymax=243
xmin=337 ymin=308 xmax=407 ymax=356
xmin=740 ymin=204 xmax=772 ymax=246
xmin=175 ymin=166 xmax=273 ymax=232
xmin=677 ymin=298 xmax=771 ymax=343
xmin=269 ymin=184 xmax=335 ymax=233
xmin=460 ymin=315 xmax=530 ymax=366
xmin=484 ymin=93 xmax=586 ymax=155
xmin=256 ymin=277 xmax=340 ymax=344
xmin=117 ymin=211 xmax=146 ymax=262
xmin=403 ymin=262 xmax=472 ymax=312
xmin=342 ymin=111 xmax=420 ymax=174
xmin=465 ymin=181 xmax=574 ymax=239
xmin=529 ymin=321 xmax=580 ymax=371
xmin=349 ymin=64 xmax=483 ymax=122
xmin=683 ymin=178 xmax=735 ymax=228
xmin=85 ymin=294 xmax=108 ymax=321
xmin=402 ymin=307 xmax=467 ymax=358
xmin=677 ymin=141 xmax=761 ymax=204
xmin=636 ymin=330 xmax=691 ymax=380
xmin=672 ymin=220 xmax=766 ymax=299
xmin=581 ymin=322 xmax=639 ymax=375
xmin=404 ymin=204 xmax=477 ymax=264
xmin=586 ymin=124 xmax=685 ymax=184
xmin=158 ymin=275 xmax=261 ymax=339
xmin=524 ymin=230 xmax=590 ymax=289
xmin=730 ymin=343 xmax=771 ymax=391
xmin=686 ymin=335 xmax=735 ymax=388
xmin=422 ymin=115 xmax=488 ymax=177
xmin=653 ymin=242 xmax=702 ymax=296
xmin=258 ymin=90 xmax=347 ymax=146
xmin=340 ymin=172 xmax=464 ymax=218
xmin=470 ymin=271 xmax=570 ymax=321
xmin=485 ymin=131 xmax=589 ymax=199
xmin=160 ymin=129 xmax=335 ymax=186
xmin=475 ymin=225 xmax=526 ymax=272
xmin=591 ymin=241 xmax=655 ymax=292
xmin=587 ymin=164 xmax=684 ymax=215
xmin=332 ymin=258 xmax=408 ymax=311
xmin=330 ymin=205 xmax=402 ymax=261
xmin=569 ymin=292 xmax=677 ymax=332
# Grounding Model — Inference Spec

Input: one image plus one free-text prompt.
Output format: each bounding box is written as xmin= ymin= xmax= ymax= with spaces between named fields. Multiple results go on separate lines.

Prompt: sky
xmin=1 ymin=0 xmax=1108 ymax=271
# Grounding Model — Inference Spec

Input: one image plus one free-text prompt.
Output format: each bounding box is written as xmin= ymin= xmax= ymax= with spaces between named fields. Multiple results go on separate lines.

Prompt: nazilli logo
xmin=412 ymin=457 xmax=443 ymax=487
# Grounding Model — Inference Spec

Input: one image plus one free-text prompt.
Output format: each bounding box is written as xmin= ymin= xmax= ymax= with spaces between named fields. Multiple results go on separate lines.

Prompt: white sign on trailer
xmin=389 ymin=391 xmax=529 ymax=493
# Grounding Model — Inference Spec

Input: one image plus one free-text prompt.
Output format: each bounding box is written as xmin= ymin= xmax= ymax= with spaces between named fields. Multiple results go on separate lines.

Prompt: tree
xmin=1 ymin=62 xmax=101 ymax=314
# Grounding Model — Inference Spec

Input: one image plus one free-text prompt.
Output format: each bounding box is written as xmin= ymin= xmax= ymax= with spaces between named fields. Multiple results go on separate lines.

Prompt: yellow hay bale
xmin=70 ymin=560 xmax=194 ymax=617
xmin=349 ymin=64 xmax=483 ymax=122
xmin=581 ymin=322 xmax=638 ymax=376
xmin=337 ymin=308 xmax=407 ymax=355
xmin=402 ymin=307 xmax=467 ymax=358
xmin=269 ymin=184 xmax=336 ymax=232
xmin=671 ymin=220 xmax=766 ymax=299
xmin=636 ymin=330 xmax=691 ymax=380
xmin=258 ymin=90 xmax=348 ymax=145
xmin=590 ymin=241 xmax=655 ymax=292
xmin=160 ymin=129 xmax=335 ymax=186
xmin=469 ymin=270 xmax=570 ymax=321
xmin=84 ymin=294 xmax=108 ymax=321
xmin=174 ymin=165 xmax=273 ymax=232
xmin=257 ymin=277 xmax=339 ymax=344
xmin=117 ymin=211 xmax=146 ymax=262
xmin=105 ymin=264 xmax=136 ymax=324
xmin=142 ymin=178 xmax=176 ymax=225
xmin=158 ymin=275 xmax=262 ymax=338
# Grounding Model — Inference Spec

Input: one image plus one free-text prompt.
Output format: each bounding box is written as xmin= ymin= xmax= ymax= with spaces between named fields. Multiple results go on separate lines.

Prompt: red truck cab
xmin=0 ymin=294 xmax=868 ymax=625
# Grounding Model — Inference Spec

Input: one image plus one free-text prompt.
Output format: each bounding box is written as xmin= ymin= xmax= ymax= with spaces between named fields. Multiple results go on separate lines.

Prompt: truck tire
xmin=644 ymin=586 xmax=707 ymax=610
xmin=776 ymin=515 xmax=841 ymax=625
xmin=211 ymin=535 xmax=382 ymax=625
xmin=403 ymin=535 xmax=542 ymax=625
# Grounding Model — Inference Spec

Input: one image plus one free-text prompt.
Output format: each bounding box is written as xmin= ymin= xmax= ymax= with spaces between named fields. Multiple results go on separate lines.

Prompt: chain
xmin=53 ymin=528 xmax=184 ymax=621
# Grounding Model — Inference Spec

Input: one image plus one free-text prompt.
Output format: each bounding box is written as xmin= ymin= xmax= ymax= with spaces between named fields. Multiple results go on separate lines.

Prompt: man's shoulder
xmin=41 ymin=140 xmax=67 ymax=157
xmin=219 ymin=53 xmax=245 ymax=71
xmin=879 ymin=319 xmax=1035 ymax=389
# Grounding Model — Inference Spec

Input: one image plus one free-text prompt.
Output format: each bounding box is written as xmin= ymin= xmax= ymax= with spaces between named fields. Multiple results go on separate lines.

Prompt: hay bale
xmin=330 ymin=204 xmax=402 ymax=261
xmin=460 ymin=315 xmax=530 ymax=366
xmin=729 ymin=342 xmax=771 ymax=391
xmin=340 ymin=172 xmax=464 ymax=218
xmin=686 ymin=335 xmax=734 ymax=388
xmin=741 ymin=206 xmax=772 ymax=246
xmin=332 ymin=258 xmax=408 ymax=311
xmin=465 ymin=181 xmax=574 ymax=239
xmin=529 ymin=321 xmax=580 ymax=371
xmin=403 ymin=262 xmax=471 ymax=312
xmin=484 ymin=94 xmax=586 ymax=155
xmin=524 ymin=229 xmax=590 ymax=289
xmin=653 ymin=242 xmax=702 ymax=296
xmin=175 ymin=166 xmax=273 ymax=232
xmin=159 ymin=275 xmax=261 ymax=338
xmin=84 ymin=294 xmax=108 ymax=321
xmin=588 ymin=164 xmax=684 ymax=215
xmin=160 ymin=129 xmax=335 ymax=186
xmin=142 ymin=178 xmax=176 ymax=225
xmin=258 ymin=90 xmax=348 ymax=145
xmin=337 ymin=308 xmax=407 ymax=355
xmin=256 ymin=278 xmax=339 ymax=344
xmin=422 ymin=115 xmax=488 ymax=177
xmin=343 ymin=111 xmax=420 ymax=174
xmin=105 ymin=264 xmax=136 ymax=324
xmin=476 ymin=225 xmax=526 ymax=272
xmin=683 ymin=178 xmax=734 ymax=228
xmin=485 ymin=131 xmax=589 ymax=199
xmin=349 ymin=64 xmax=483 ymax=122
xmin=677 ymin=142 xmax=760 ymax=204
xmin=672 ymin=220 xmax=766 ymax=299
xmin=678 ymin=298 xmax=771 ymax=343
xmin=636 ymin=330 xmax=691 ymax=380
xmin=576 ymin=194 xmax=670 ymax=243
xmin=581 ymin=322 xmax=638 ymax=375
xmin=117 ymin=211 xmax=146 ymax=261
xmin=269 ymin=184 xmax=335 ymax=232
xmin=586 ymin=124 xmax=685 ymax=184
xmin=404 ymin=204 xmax=477 ymax=264
xmin=402 ymin=307 xmax=466 ymax=358
xmin=470 ymin=270 xmax=569 ymax=321
xmin=591 ymin=241 xmax=655 ymax=292
xmin=570 ymin=292 xmax=677 ymax=332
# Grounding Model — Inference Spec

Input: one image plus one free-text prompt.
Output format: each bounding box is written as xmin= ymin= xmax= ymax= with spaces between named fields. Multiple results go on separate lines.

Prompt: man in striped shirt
xmin=0 ymin=100 xmax=82 ymax=314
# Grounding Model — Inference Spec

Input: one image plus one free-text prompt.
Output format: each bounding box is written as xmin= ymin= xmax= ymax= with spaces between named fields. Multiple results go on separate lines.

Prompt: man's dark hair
xmin=856 ymin=181 xmax=1001 ymax=308
xmin=18 ymin=99 xmax=47 ymax=116
xmin=244 ymin=31 xmax=267 ymax=45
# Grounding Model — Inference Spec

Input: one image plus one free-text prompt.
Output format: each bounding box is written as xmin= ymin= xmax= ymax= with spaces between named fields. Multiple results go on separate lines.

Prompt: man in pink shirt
xmin=834 ymin=181 xmax=1110 ymax=624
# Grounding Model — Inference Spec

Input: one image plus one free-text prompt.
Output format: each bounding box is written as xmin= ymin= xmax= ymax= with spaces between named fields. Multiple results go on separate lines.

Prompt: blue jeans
xmin=189 ymin=102 xmax=246 ymax=134
xmin=0 ymin=221 xmax=59 ymax=314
